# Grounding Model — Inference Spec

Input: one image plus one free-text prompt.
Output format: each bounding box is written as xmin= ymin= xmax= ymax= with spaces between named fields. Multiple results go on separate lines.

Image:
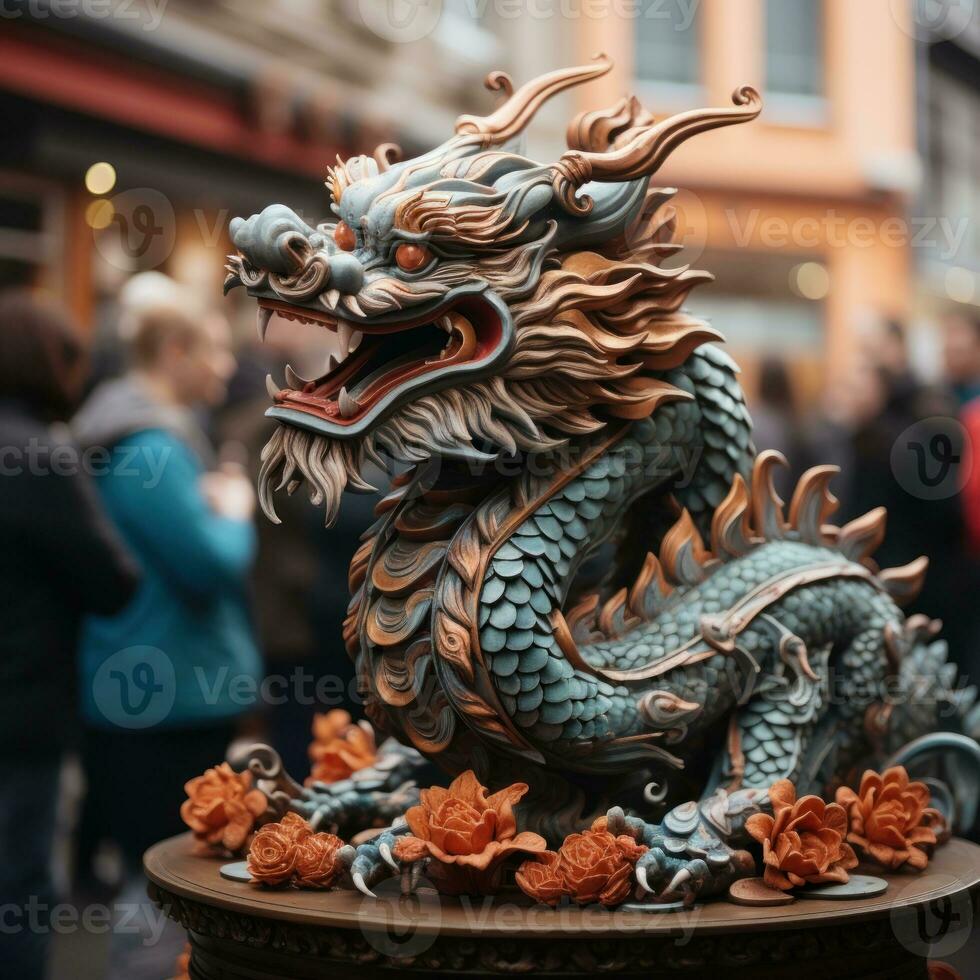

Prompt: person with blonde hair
xmin=72 ymin=287 xmax=262 ymax=897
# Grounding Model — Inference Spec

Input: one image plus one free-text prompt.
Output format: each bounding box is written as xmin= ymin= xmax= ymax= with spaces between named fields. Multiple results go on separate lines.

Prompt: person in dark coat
xmin=0 ymin=290 xmax=139 ymax=980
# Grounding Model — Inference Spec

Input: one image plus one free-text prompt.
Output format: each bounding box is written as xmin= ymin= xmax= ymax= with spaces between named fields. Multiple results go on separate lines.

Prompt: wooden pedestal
xmin=145 ymin=835 xmax=980 ymax=978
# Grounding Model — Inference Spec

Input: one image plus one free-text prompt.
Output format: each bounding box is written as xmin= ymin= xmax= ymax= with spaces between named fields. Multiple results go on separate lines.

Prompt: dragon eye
xmin=333 ymin=221 xmax=356 ymax=251
xmin=395 ymin=243 xmax=431 ymax=272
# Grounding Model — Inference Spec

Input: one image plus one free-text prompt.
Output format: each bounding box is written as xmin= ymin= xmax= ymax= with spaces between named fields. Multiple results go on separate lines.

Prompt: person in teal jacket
xmin=72 ymin=299 xmax=263 ymax=885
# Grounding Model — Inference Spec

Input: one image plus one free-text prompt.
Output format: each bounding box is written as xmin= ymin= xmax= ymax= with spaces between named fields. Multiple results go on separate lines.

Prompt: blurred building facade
xmin=1 ymin=0 xmax=977 ymax=397
xmin=583 ymin=0 xmax=925 ymax=400
xmin=0 ymin=0 xmax=503 ymax=332
xmin=914 ymin=3 xmax=980 ymax=349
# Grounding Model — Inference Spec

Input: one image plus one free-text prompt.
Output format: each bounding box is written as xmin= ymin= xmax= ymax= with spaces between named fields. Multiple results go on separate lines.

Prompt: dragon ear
xmin=454 ymin=55 xmax=613 ymax=147
xmin=550 ymin=86 xmax=763 ymax=215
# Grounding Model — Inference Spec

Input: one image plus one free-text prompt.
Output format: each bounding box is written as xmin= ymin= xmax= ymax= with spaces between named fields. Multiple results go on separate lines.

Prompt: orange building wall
xmin=577 ymin=0 xmax=918 ymax=391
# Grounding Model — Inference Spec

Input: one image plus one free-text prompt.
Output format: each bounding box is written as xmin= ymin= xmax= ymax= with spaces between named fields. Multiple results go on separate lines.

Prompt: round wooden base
xmin=145 ymin=835 xmax=980 ymax=979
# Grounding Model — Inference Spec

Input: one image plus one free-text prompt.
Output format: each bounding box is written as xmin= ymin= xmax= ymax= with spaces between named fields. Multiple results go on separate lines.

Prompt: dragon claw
xmin=379 ymin=841 xmax=399 ymax=871
xmin=349 ymin=826 xmax=416 ymax=897
xmin=635 ymin=845 xmax=744 ymax=906
xmin=352 ymin=871 xmax=377 ymax=898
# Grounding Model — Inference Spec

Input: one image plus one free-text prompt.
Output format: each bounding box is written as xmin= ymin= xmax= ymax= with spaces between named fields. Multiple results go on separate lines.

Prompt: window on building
xmin=766 ymin=0 xmax=823 ymax=97
xmin=635 ymin=3 xmax=700 ymax=87
xmin=0 ymin=175 xmax=60 ymax=291
xmin=924 ymin=69 xmax=980 ymax=273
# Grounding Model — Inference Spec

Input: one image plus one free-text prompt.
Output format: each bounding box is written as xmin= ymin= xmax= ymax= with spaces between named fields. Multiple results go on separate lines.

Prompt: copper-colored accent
xmin=551 ymin=608 xmax=602 ymax=679
xmin=566 ymin=95 xmax=654 ymax=152
xmin=627 ymin=551 xmax=672 ymax=620
xmin=373 ymin=142 xmax=402 ymax=171
xmin=710 ymin=474 xmax=754 ymax=558
xmin=837 ymin=507 xmax=888 ymax=565
xmin=787 ymin=465 xmax=839 ymax=545
xmin=551 ymin=86 xmax=762 ymax=214
xmin=877 ymin=555 xmax=929 ymax=606
xmin=660 ymin=508 xmax=711 ymax=585
xmin=454 ymin=55 xmax=612 ymax=147
xmin=751 ymin=450 xmax=788 ymax=541
xmin=725 ymin=715 xmax=745 ymax=790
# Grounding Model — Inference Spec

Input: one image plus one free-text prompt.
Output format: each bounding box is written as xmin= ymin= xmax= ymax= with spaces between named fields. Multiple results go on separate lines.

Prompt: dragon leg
xmin=631 ymin=613 xmax=844 ymax=903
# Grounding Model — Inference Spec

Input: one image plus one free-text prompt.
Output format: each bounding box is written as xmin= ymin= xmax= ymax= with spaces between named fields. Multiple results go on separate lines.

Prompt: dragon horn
xmin=373 ymin=142 xmax=402 ymax=171
xmin=551 ymin=85 xmax=763 ymax=215
xmin=454 ymin=54 xmax=613 ymax=147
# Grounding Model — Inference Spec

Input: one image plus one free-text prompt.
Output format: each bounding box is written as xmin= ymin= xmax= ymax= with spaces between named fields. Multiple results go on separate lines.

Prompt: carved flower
xmin=392 ymin=770 xmax=546 ymax=894
xmin=180 ymin=762 xmax=267 ymax=854
xmin=835 ymin=766 xmax=939 ymax=871
xmin=294 ymin=831 xmax=345 ymax=889
xmin=247 ymin=814 xmax=312 ymax=887
xmin=515 ymin=851 xmax=566 ymax=907
xmin=307 ymin=709 xmax=377 ymax=785
xmin=556 ymin=819 xmax=647 ymax=907
xmin=746 ymin=779 xmax=858 ymax=891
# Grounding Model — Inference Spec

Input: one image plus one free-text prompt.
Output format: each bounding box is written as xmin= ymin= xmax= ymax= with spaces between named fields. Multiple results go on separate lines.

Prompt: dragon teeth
xmin=265 ymin=374 xmax=280 ymax=399
xmin=326 ymin=354 xmax=338 ymax=374
xmin=256 ymin=307 xmax=273 ymax=342
xmin=285 ymin=364 xmax=308 ymax=388
xmin=336 ymin=320 xmax=364 ymax=356
xmin=324 ymin=288 xmax=340 ymax=309
xmin=337 ymin=319 xmax=353 ymax=352
xmin=338 ymin=386 xmax=361 ymax=418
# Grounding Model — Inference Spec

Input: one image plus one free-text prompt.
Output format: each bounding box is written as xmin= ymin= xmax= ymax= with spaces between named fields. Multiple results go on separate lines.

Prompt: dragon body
xmin=227 ymin=60 xmax=977 ymax=899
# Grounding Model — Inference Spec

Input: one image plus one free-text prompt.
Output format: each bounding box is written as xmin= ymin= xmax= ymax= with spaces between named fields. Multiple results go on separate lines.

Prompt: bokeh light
xmin=85 ymin=198 xmax=114 ymax=230
xmin=84 ymin=161 xmax=117 ymax=196
xmin=791 ymin=261 xmax=830 ymax=301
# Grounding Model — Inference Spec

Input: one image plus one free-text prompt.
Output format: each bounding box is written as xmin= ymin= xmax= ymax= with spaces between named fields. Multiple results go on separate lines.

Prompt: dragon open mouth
xmin=261 ymin=290 xmax=513 ymax=439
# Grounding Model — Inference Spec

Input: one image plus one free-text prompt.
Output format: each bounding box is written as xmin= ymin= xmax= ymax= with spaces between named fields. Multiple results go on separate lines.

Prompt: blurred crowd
xmin=0 ymin=279 xmax=376 ymax=980
xmin=2 ymin=282 xmax=980 ymax=980
xmin=751 ymin=313 xmax=980 ymax=672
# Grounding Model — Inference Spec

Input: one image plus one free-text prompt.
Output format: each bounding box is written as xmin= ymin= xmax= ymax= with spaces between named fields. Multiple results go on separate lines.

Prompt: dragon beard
xmin=258 ymin=218 xmax=721 ymax=526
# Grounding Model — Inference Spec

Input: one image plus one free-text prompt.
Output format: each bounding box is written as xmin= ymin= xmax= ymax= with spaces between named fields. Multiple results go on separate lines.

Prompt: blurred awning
xmin=0 ymin=11 xmax=350 ymax=181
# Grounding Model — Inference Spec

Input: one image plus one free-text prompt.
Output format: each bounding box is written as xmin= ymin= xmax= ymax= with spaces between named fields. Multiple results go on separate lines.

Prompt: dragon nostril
xmin=328 ymin=253 xmax=364 ymax=295
xmin=229 ymin=204 xmax=317 ymax=276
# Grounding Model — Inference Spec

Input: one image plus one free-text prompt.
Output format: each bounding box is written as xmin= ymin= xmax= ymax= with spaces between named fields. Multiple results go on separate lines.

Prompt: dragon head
xmin=226 ymin=57 xmax=760 ymax=524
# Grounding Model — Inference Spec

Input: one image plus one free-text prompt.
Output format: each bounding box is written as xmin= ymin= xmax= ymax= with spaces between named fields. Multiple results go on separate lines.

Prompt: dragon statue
xmin=225 ymin=58 xmax=979 ymax=902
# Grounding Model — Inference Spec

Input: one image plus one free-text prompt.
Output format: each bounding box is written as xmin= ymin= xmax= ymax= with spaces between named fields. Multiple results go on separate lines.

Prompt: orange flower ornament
xmin=392 ymin=770 xmax=547 ymax=894
xmin=307 ymin=710 xmax=378 ymax=785
xmin=514 ymin=851 xmax=566 ymax=907
xmin=746 ymin=779 xmax=858 ymax=891
xmin=835 ymin=766 xmax=940 ymax=871
xmin=180 ymin=762 xmax=267 ymax=854
xmin=553 ymin=820 xmax=647 ymax=907
xmin=294 ymin=830 xmax=346 ymax=889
